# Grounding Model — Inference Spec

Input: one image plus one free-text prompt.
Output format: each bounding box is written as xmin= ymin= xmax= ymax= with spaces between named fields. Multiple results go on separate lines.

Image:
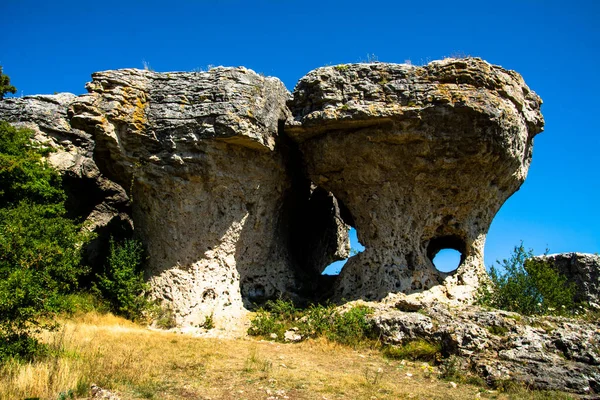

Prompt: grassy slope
xmin=0 ymin=313 xmax=574 ymax=400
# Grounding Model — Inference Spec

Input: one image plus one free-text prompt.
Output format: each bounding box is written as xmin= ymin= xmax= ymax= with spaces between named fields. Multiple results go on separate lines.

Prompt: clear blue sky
xmin=2 ymin=0 xmax=598 ymax=271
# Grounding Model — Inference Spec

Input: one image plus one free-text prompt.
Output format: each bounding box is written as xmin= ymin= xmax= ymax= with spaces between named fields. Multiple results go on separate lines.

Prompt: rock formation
xmin=0 ymin=57 xmax=545 ymax=327
xmin=0 ymin=94 xmax=132 ymax=269
xmin=287 ymin=58 xmax=544 ymax=302
xmin=69 ymin=67 xmax=349 ymax=327
xmin=533 ymin=253 xmax=600 ymax=309
xmin=370 ymin=298 xmax=600 ymax=395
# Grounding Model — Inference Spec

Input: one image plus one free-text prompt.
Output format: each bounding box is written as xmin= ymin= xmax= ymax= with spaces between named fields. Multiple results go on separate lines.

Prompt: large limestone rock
xmin=370 ymin=299 xmax=600 ymax=394
xmin=0 ymin=94 xmax=132 ymax=268
xmin=287 ymin=58 xmax=544 ymax=302
xmin=70 ymin=67 xmax=349 ymax=327
xmin=2 ymin=58 xmax=545 ymax=327
xmin=533 ymin=253 xmax=600 ymax=308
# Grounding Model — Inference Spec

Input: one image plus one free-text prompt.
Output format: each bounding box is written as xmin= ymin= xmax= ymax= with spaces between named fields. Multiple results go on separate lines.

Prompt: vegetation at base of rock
xmin=382 ymin=339 xmax=441 ymax=362
xmin=492 ymin=380 xmax=576 ymax=399
xmin=152 ymin=303 xmax=177 ymax=329
xmin=477 ymin=243 xmax=580 ymax=316
xmin=248 ymin=299 xmax=377 ymax=348
xmin=0 ymin=121 xmax=152 ymax=361
xmin=435 ymin=356 xmax=482 ymax=386
xmin=2 ymin=312 xmax=574 ymax=400
xmin=0 ymin=66 xmax=17 ymax=100
xmin=94 ymin=238 xmax=150 ymax=321
xmin=0 ymin=122 xmax=92 ymax=361
xmin=200 ymin=313 xmax=215 ymax=330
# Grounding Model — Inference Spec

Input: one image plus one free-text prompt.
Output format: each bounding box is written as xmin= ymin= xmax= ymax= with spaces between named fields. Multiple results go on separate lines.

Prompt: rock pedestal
xmin=288 ymin=58 xmax=544 ymax=302
xmin=70 ymin=67 xmax=348 ymax=326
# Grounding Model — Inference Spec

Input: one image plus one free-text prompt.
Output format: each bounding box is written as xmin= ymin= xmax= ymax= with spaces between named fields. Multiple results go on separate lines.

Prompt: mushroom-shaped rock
xmin=287 ymin=58 xmax=544 ymax=302
xmin=70 ymin=67 xmax=349 ymax=327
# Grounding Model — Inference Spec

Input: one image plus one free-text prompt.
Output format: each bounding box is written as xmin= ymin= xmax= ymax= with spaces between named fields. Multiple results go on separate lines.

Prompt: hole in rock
xmin=322 ymin=228 xmax=365 ymax=276
xmin=432 ymin=249 xmax=462 ymax=273
xmin=427 ymin=235 xmax=466 ymax=273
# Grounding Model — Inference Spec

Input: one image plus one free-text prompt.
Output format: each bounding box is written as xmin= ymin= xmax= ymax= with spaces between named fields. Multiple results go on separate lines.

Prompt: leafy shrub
xmin=477 ymin=243 xmax=579 ymax=316
xmin=248 ymin=299 xmax=375 ymax=348
xmin=325 ymin=305 xmax=374 ymax=346
xmin=0 ymin=122 xmax=92 ymax=361
xmin=0 ymin=122 xmax=64 ymax=208
xmin=95 ymin=238 xmax=149 ymax=321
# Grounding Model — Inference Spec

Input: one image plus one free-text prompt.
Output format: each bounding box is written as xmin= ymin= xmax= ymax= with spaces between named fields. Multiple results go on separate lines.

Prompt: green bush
xmin=248 ymin=299 xmax=375 ymax=348
xmin=477 ymin=243 xmax=579 ymax=316
xmin=0 ymin=122 xmax=64 ymax=208
xmin=325 ymin=305 xmax=374 ymax=346
xmin=0 ymin=122 xmax=92 ymax=361
xmin=95 ymin=238 xmax=149 ymax=321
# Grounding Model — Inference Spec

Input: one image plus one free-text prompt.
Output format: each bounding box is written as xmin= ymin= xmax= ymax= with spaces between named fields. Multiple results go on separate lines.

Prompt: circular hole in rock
xmin=432 ymin=248 xmax=462 ymax=273
xmin=427 ymin=235 xmax=466 ymax=273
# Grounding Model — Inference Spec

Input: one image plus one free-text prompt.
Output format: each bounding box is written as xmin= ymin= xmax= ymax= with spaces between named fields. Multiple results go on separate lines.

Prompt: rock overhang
xmin=0 ymin=57 xmax=544 ymax=327
xmin=286 ymin=57 xmax=544 ymax=302
xmin=68 ymin=65 xmax=350 ymax=327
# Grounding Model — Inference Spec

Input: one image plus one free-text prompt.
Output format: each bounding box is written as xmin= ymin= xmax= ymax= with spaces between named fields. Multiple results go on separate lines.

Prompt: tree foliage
xmin=0 ymin=122 xmax=91 ymax=360
xmin=0 ymin=66 xmax=17 ymax=100
xmin=95 ymin=238 xmax=149 ymax=321
xmin=477 ymin=243 xmax=578 ymax=315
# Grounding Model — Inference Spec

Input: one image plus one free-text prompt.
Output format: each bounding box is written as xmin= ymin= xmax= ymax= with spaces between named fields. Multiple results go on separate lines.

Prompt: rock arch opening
xmin=427 ymin=235 xmax=466 ymax=273
xmin=432 ymin=249 xmax=462 ymax=273
xmin=322 ymin=227 xmax=365 ymax=276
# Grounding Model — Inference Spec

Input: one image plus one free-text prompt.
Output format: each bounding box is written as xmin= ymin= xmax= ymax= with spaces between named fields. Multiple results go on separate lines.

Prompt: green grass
xmin=248 ymin=300 xmax=375 ymax=348
xmin=382 ymin=339 xmax=441 ymax=362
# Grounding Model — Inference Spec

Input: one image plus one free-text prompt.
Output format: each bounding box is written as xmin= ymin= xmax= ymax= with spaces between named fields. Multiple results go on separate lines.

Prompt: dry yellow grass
xmin=0 ymin=312 xmax=574 ymax=400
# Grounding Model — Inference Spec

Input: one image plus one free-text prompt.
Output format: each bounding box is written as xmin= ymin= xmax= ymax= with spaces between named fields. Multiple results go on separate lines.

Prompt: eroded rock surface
xmin=70 ymin=68 xmax=349 ymax=327
xmin=0 ymin=94 xmax=132 ymax=268
xmin=371 ymin=298 xmax=600 ymax=395
xmin=287 ymin=58 xmax=544 ymax=303
xmin=2 ymin=58 xmax=546 ymax=328
xmin=534 ymin=253 xmax=600 ymax=308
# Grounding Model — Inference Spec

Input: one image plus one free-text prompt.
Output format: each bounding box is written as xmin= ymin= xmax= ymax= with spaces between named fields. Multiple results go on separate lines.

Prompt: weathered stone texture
xmin=287 ymin=58 xmax=544 ymax=303
xmin=2 ymin=58 xmax=548 ymax=328
xmin=70 ymin=67 xmax=349 ymax=327
xmin=370 ymin=299 xmax=600 ymax=395
xmin=534 ymin=252 xmax=600 ymax=308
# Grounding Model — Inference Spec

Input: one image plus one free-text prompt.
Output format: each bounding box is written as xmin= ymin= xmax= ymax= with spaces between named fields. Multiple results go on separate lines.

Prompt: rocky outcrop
xmin=287 ymin=58 xmax=544 ymax=303
xmin=69 ymin=67 xmax=349 ymax=327
xmin=0 ymin=94 xmax=132 ymax=268
xmin=1 ymin=58 xmax=546 ymax=328
xmin=371 ymin=298 xmax=600 ymax=395
xmin=533 ymin=253 xmax=600 ymax=308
